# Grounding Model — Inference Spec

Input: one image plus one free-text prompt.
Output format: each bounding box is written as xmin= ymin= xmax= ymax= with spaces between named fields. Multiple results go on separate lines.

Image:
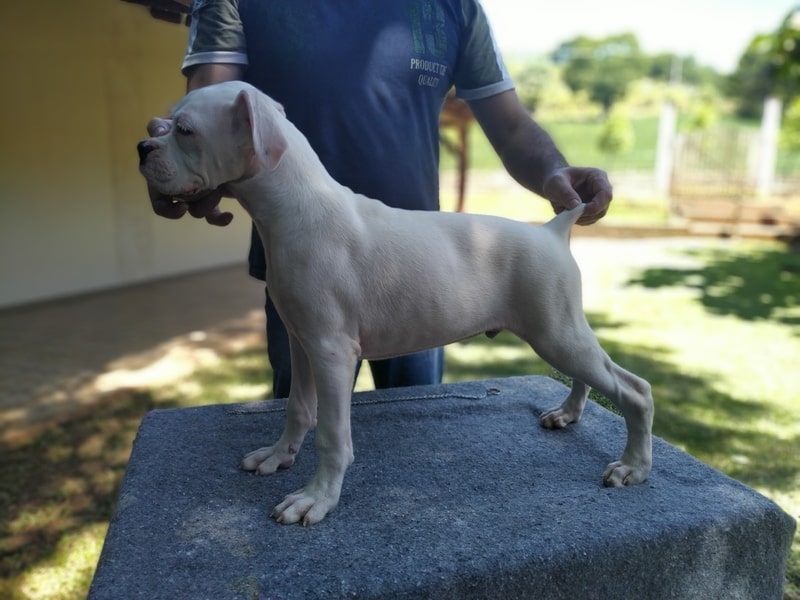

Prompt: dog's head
xmin=137 ymin=81 xmax=287 ymax=197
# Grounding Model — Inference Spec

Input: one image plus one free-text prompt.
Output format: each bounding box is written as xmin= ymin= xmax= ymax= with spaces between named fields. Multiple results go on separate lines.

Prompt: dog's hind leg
xmin=527 ymin=321 xmax=653 ymax=487
xmin=541 ymin=378 xmax=590 ymax=429
xmin=241 ymin=336 xmax=318 ymax=475
xmin=596 ymin=363 xmax=653 ymax=487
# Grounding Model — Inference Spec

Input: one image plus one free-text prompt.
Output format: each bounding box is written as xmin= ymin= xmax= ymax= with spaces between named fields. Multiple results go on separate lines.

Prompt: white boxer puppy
xmin=138 ymin=81 xmax=653 ymax=526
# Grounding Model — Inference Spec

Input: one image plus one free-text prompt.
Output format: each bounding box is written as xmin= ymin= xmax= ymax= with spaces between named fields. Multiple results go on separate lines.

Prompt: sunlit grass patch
xmin=7 ymin=524 xmax=106 ymax=600
xmin=1 ymin=236 xmax=798 ymax=599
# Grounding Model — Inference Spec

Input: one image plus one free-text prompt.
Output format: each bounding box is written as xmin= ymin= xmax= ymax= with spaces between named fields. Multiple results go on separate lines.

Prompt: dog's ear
xmin=233 ymin=88 xmax=287 ymax=174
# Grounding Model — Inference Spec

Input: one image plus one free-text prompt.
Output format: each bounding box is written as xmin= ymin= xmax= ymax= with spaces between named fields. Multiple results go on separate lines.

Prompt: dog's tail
xmin=544 ymin=204 xmax=585 ymax=243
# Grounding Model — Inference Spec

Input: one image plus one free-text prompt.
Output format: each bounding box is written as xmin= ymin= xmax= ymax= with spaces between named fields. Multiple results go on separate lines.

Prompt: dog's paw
xmin=540 ymin=407 xmax=580 ymax=429
xmin=602 ymin=460 xmax=649 ymax=487
xmin=240 ymin=444 xmax=298 ymax=475
xmin=271 ymin=487 xmax=339 ymax=526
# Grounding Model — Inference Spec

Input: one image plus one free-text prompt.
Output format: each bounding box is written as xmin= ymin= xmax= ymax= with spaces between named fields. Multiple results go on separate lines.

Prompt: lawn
xmin=2 ymin=229 xmax=798 ymax=598
xmin=441 ymin=113 xmax=800 ymax=176
xmin=2 ymin=118 xmax=800 ymax=598
xmin=440 ymin=115 xmax=666 ymax=174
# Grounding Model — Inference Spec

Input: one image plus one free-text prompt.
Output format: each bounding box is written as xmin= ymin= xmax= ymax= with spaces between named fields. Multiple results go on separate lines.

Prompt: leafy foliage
xmin=726 ymin=7 xmax=800 ymax=118
xmin=647 ymin=53 xmax=722 ymax=88
xmin=553 ymin=33 xmax=649 ymax=112
xmin=727 ymin=33 xmax=784 ymax=119
xmin=782 ymin=97 xmax=800 ymax=151
xmin=770 ymin=7 xmax=800 ymax=97
xmin=507 ymin=57 xmax=561 ymax=114
xmin=597 ymin=109 xmax=635 ymax=156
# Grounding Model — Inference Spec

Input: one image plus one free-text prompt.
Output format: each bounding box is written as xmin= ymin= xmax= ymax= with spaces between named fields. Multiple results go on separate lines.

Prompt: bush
xmin=597 ymin=109 xmax=635 ymax=156
xmin=781 ymin=96 xmax=800 ymax=151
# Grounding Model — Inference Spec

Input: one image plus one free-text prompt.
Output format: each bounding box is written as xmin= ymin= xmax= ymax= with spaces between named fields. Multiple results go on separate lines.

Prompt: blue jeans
xmin=265 ymin=291 xmax=443 ymax=399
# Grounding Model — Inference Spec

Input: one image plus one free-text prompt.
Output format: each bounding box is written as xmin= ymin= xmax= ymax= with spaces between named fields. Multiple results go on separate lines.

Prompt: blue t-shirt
xmin=183 ymin=0 xmax=514 ymax=279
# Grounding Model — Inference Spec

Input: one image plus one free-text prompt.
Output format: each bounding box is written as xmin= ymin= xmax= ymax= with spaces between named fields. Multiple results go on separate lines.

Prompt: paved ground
xmin=0 ymin=265 xmax=265 ymax=444
xmin=0 ymin=235 xmax=721 ymax=445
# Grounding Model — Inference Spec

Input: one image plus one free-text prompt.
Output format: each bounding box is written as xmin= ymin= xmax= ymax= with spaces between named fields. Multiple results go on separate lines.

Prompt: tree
xmin=727 ymin=34 xmax=779 ymax=119
xmin=769 ymin=6 xmax=800 ymax=99
xmin=728 ymin=7 xmax=800 ymax=119
xmin=552 ymin=33 xmax=648 ymax=113
xmin=781 ymin=97 xmax=800 ymax=151
xmin=597 ymin=108 xmax=634 ymax=157
xmin=647 ymin=53 xmax=722 ymax=88
xmin=507 ymin=57 xmax=559 ymax=114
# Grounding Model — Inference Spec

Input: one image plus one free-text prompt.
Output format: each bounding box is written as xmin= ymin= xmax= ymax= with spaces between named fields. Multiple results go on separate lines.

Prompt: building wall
xmin=0 ymin=0 xmax=252 ymax=308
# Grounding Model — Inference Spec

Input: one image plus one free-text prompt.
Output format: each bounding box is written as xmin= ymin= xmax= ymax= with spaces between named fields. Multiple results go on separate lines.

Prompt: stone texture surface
xmin=89 ymin=376 xmax=795 ymax=600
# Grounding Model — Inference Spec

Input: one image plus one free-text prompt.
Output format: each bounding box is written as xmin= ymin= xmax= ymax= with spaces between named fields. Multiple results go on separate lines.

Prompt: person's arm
xmin=185 ymin=63 xmax=243 ymax=92
xmin=148 ymin=63 xmax=245 ymax=226
xmin=468 ymin=89 xmax=612 ymax=225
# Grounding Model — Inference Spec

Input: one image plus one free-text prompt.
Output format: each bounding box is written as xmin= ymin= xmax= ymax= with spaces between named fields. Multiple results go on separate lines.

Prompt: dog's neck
xmin=227 ymin=116 xmax=350 ymax=241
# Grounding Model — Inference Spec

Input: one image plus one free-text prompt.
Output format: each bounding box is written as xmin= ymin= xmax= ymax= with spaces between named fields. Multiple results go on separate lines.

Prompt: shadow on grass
xmin=1 ymin=326 xmax=797 ymax=598
xmin=445 ymin=316 xmax=799 ymax=493
xmin=627 ymin=245 xmax=800 ymax=329
xmin=0 ymin=346 xmax=271 ymax=599
xmin=0 ymin=392 xmax=160 ymax=597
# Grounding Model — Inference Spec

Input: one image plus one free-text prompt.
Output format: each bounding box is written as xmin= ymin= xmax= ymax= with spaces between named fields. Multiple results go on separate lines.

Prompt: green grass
xmin=3 ymin=112 xmax=797 ymax=599
xmin=441 ymin=115 xmax=662 ymax=173
xmin=442 ymin=114 xmax=800 ymax=176
xmin=1 ymin=236 xmax=799 ymax=598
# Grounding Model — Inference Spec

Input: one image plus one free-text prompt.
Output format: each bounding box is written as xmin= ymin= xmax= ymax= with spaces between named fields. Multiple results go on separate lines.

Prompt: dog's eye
xmin=175 ymin=123 xmax=193 ymax=136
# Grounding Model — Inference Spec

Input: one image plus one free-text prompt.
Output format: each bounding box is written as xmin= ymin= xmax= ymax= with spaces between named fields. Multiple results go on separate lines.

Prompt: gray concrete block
xmin=89 ymin=376 xmax=795 ymax=600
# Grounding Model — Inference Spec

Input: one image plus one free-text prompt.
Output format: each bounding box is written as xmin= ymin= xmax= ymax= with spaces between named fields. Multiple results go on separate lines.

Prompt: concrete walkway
xmin=0 ymin=265 xmax=265 ymax=444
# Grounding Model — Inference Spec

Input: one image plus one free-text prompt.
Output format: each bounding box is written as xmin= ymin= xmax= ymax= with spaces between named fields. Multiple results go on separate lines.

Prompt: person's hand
xmin=148 ymin=184 xmax=234 ymax=226
xmin=145 ymin=118 xmax=234 ymax=227
xmin=542 ymin=167 xmax=613 ymax=226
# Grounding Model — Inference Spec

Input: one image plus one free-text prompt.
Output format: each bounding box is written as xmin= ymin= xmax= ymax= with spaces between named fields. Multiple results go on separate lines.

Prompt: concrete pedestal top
xmin=89 ymin=376 xmax=795 ymax=600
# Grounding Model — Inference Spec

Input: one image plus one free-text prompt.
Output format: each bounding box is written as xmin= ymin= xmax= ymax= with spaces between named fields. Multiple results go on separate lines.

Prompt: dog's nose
xmin=137 ymin=140 xmax=155 ymax=165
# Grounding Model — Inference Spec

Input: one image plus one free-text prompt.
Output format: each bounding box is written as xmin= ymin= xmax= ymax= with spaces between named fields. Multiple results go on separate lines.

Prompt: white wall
xmin=0 ymin=0 xmax=252 ymax=308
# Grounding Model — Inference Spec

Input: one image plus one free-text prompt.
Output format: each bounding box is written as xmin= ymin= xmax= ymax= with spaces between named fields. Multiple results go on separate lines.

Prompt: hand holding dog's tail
xmin=542 ymin=166 xmax=613 ymax=226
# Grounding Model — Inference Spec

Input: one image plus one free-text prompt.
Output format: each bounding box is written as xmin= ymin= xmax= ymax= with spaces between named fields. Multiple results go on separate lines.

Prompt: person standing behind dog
xmin=148 ymin=0 xmax=614 ymax=398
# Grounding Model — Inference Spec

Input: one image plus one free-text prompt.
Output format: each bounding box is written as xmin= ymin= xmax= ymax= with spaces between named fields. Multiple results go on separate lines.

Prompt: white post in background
xmin=756 ymin=96 xmax=782 ymax=197
xmin=654 ymin=101 xmax=677 ymax=196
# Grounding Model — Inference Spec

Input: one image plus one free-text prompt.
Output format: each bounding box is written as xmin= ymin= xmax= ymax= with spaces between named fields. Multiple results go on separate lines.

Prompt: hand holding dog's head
xmin=138 ymin=81 xmax=288 ymax=201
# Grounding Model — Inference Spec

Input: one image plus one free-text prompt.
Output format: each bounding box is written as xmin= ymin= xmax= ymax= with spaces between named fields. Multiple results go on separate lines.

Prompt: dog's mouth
xmin=174 ymin=188 xmax=208 ymax=201
xmin=143 ymin=177 xmax=209 ymax=201
xmin=149 ymin=176 xmax=212 ymax=201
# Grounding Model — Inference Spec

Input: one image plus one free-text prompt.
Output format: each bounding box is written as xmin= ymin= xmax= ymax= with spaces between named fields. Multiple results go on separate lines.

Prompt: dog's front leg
xmin=241 ymin=337 xmax=317 ymax=474
xmin=270 ymin=345 xmax=357 ymax=526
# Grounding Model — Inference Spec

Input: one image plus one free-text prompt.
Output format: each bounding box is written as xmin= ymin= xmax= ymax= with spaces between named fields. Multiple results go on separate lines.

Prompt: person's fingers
xmin=573 ymin=169 xmax=613 ymax=225
xmin=577 ymin=189 xmax=611 ymax=225
xmin=545 ymin=167 xmax=613 ymax=225
xmin=543 ymin=170 xmax=581 ymax=214
xmin=187 ymin=189 xmax=222 ymax=218
xmin=184 ymin=189 xmax=234 ymax=226
xmin=205 ymin=207 xmax=235 ymax=227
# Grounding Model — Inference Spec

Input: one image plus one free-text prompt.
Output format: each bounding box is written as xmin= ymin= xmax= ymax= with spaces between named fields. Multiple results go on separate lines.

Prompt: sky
xmin=481 ymin=0 xmax=798 ymax=74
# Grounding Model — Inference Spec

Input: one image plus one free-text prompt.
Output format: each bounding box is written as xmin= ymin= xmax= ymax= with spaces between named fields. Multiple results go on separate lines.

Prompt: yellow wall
xmin=0 ymin=0 xmax=252 ymax=308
